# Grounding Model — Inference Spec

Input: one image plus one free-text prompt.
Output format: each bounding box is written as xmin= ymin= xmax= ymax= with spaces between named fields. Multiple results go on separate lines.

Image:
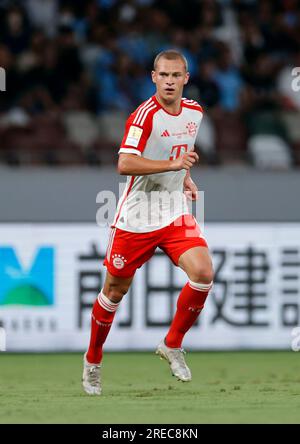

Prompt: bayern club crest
xmin=186 ymin=122 xmax=197 ymax=137
xmin=112 ymin=254 xmax=127 ymax=269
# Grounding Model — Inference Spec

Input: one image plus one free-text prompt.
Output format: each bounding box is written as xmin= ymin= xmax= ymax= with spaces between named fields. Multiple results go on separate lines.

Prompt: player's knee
xmin=188 ymin=266 xmax=214 ymax=285
xmin=105 ymin=283 xmax=129 ymax=303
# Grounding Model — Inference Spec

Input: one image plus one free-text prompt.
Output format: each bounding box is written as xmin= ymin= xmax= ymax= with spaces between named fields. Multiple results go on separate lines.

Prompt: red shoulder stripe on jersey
xmin=129 ymin=98 xmax=151 ymax=127
xmin=182 ymin=102 xmax=204 ymax=113
xmin=182 ymin=97 xmax=203 ymax=112
xmin=134 ymin=101 xmax=156 ymax=126
xmin=133 ymin=99 xmax=154 ymax=125
xmin=182 ymin=99 xmax=198 ymax=104
xmin=132 ymin=97 xmax=152 ymax=117
xmin=120 ymin=102 xmax=159 ymax=155
xmin=139 ymin=104 xmax=157 ymax=126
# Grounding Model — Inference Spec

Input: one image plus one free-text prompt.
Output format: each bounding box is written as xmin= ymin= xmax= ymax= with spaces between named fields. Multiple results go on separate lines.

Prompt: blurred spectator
xmin=117 ymin=23 xmax=151 ymax=66
xmin=142 ymin=8 xmax=170 ymax=58
xmin=96 ymin=52 xmax=138 ymax=112
xmin=25 ymin=0 xmax=58 ymax=37
xmin=187 ymin=59 xmax=221 ymax=109
xmin=0 ymin=44 xmax=20 ymax=111
xmin=213 ymin=43 xmax=243 ymax=111
xmin=242 ymin=52 xmax=279 ymax=111
xmin=17 ymin=29 xmax=47 ymax=73
xmin=1 ymin=5 xmax=31 ymax=54
xmin=0 ymin=0 xmax=299 ymax=167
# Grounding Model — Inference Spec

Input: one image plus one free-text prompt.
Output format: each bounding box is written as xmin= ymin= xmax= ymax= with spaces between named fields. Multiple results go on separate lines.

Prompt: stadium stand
xmin=0 ymin=0 xmax=299 ymax=168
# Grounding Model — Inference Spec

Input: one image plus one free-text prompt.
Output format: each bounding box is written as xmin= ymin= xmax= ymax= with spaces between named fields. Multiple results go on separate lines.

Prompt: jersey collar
xmin=152 ymin=95 xmax=183 ymax=116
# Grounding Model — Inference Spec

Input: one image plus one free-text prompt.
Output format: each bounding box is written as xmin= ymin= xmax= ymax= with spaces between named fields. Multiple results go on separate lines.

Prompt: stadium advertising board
xmin=0 ymin=223 xmax=299 ymax=351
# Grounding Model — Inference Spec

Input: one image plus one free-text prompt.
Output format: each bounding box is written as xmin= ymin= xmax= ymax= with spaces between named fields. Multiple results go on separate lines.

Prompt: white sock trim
xmin=97 ymin=290 xmax=120 ymax=312
xmin=188 ymin=280 xmax=213 ymax=292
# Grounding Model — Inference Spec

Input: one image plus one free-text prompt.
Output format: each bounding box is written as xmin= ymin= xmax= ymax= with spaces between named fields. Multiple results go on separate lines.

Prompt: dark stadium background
xmin=0 ymin=0 xmax=300 ymax=168
xmin=0 ymin=0 xmax=300 ymax=425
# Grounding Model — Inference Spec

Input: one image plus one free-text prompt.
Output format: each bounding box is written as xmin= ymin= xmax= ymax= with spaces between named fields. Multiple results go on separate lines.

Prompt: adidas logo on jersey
xmin=161 ymin=130 xmax=170 ymax=137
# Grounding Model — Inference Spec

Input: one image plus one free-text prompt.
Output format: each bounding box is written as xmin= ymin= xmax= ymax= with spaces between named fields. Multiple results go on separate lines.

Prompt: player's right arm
xmin=118 ymin=151 xmax=199 ymax=176
xmin=117 ymin=106 xmax=198 ymax=176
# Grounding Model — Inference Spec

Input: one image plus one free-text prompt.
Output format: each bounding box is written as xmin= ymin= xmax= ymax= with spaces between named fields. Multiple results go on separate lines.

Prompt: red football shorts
xmin=103 ymin=214 xmax=208 ymax=278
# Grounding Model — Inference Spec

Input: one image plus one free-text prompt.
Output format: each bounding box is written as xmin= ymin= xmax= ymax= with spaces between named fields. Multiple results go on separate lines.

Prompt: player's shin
xmin=165 ymin=281 xmax=213 ymax=348
xmin=86 ymin=290 xmax=120 ymax=364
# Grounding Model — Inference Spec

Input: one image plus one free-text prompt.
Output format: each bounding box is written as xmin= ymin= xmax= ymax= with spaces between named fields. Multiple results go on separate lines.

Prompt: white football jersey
xmin=112 ymin=95 xmax=204 ymax=233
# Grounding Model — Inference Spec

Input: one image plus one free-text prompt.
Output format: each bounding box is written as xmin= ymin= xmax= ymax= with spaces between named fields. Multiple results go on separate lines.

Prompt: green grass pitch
xmin=0 ymin=351 xmax=300 ymax=424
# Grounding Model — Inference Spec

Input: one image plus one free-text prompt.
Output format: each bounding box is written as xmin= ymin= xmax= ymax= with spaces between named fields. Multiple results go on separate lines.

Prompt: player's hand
xmin=171 ymin=151 xmax=199 ymax=171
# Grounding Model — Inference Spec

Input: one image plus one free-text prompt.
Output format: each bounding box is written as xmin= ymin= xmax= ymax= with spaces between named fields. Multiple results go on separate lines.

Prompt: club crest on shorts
xmin=112 ymin=254 xmax=127 ymax=269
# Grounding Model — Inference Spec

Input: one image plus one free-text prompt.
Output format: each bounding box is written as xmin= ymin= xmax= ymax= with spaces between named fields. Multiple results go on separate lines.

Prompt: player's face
xmin=151 ymin=58 xmax=189 ymax=104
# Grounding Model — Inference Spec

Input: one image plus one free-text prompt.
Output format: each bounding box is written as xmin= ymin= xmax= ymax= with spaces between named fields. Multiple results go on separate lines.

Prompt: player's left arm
xmin=184 ymin=146 xmax=198 ymax=200
xmin=184 ymin=169 xmax=198 ymax=200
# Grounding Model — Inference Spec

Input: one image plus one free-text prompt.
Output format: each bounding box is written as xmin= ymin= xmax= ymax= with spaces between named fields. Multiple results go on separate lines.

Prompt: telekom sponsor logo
xmin=169 ymin=144 xmax=188 ymax=160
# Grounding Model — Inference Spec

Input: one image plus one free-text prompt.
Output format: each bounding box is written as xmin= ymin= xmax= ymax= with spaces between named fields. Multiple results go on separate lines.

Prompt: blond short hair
xmin=153 ymin=50 xmax=188 ymax=71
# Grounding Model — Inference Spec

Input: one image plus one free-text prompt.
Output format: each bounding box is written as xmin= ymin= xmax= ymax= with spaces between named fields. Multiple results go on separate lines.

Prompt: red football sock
xmin=86 ymin=290 xmax=119 ymax=364
xmin=165 ymin=281 xmax=213 ymax=349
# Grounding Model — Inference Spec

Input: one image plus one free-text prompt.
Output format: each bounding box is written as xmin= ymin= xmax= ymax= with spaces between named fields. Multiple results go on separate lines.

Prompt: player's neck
xmin=155 ymin=94 xmax=182 ymax=115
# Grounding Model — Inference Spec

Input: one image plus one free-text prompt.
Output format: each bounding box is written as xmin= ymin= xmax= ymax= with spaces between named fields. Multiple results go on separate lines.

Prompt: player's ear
xmin=151 ymin=70 xmax=156 ymax=84
xmin=184 ymin=72 xmax=190 ymax=85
